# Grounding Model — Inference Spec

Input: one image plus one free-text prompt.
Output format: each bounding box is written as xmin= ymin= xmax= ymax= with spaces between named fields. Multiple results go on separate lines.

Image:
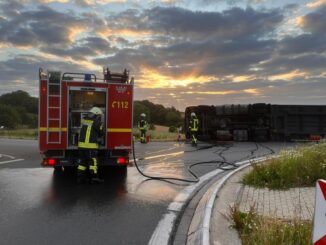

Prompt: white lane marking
xmin=130 ymin=151 xmax=184 ymax=163
xmin=0 ymin=154 xmax=15 ymax=159
xmin=200 ymin=157 xmax=268 ymax=245
xmin=0 ymin=158 xmax=24 ymax=165
xmin=145 ymin=145 xmax=182 ymax=155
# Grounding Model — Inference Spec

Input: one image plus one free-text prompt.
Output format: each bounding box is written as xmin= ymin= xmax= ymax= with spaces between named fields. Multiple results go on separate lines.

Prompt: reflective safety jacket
xmin=138 ymin=119 xmax=148 ymax=131
xmin=78 ymin=115 xmax=103 ymax=149
xmin=189 ymin=117 xmax=199 ymax=132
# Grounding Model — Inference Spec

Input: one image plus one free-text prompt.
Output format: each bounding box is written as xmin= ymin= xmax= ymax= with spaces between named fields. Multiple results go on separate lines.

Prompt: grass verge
xmin=133 ymin=128 xmax=183 ymax=141
xmin=229 ymin=205 xmax=312 ymax=245
xmin=243 ymin=142 xmax=326 ymax=189
xmin=0 ymin=128 xmax=183 ymax=141
xmin=0 ymin=128 xmax=38 ymax=139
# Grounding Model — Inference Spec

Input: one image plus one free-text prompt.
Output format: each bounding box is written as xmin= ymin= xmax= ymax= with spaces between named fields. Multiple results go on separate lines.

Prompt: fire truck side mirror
xmin=130 ymin=77 xmax=134 ymax=84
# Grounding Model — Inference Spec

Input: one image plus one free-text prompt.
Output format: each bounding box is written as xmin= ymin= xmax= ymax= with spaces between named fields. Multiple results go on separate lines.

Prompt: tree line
xmin=0 ymin=90 xmax=38 ymax=129
xmin=0 ymin=91 xmax=184 ymax=130
xmin=133 ymin=100 xmax=184 ymax=129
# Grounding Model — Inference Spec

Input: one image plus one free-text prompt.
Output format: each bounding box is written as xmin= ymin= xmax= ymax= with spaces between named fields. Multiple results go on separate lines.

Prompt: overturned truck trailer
xmin=185 ymin=104 xmax=326 ymax=142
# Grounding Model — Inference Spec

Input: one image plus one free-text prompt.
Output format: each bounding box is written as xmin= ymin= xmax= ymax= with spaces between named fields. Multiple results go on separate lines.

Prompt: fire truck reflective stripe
xmin=107 ymin=128 xmax=132 ymax=132
xmin=39 ymin=127 xmax=67 ymax=132
xmin=78 ymin=165 xmax=87 ymax=171
xmin=78 ymin=142 xmax=98 ymax=149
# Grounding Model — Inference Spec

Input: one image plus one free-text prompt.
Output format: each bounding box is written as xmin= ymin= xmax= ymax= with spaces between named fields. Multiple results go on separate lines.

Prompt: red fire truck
xmin=39 ymin=67 xmax=133 ymax=171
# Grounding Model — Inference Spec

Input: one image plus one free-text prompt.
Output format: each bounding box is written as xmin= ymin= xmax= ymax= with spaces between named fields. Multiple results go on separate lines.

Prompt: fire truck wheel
xmin=118 ymin=166 xmax=127 ymax=173
xmin=54 ymin=166 xmax=62 ymax=172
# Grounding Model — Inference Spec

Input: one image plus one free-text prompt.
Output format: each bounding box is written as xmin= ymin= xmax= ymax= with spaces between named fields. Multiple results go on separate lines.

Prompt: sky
xmin=0 ymin=0 xmax=325 ymax=110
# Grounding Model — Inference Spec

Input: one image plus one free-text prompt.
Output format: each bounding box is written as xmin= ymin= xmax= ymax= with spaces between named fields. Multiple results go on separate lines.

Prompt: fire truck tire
xmin=54 ymin=166 xmax=62 ymax=172
xmin=118 ymin=166 xmax=127 ymax=173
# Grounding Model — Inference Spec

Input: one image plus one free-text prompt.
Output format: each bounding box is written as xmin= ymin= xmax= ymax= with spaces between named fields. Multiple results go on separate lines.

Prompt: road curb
xmin=197 ymin=156 xmax=268 ymax=245
xmin=148 ymin=156 xmax=268 ymax=245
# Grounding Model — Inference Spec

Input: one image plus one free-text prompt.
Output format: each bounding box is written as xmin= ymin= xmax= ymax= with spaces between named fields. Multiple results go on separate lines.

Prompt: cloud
xmin=41 ymin=36 xmax=116 ymax=60
xmin=104 ymin=7 xmax=283 ymax=41
xmin=299 ymin=5 xmax=326 ymax=33
xmin=0 ymin=5 xmax=101 ymax=48
xmin=277 ymin=33 xmax=326 ymax=55
xmin=306 ymin=0 xmax=326 ymax=9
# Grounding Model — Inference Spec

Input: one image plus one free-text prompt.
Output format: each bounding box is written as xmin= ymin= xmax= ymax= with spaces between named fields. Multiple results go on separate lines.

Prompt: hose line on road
xmin=132 ymin=140 xmax=199 ymax=183
xmin=132 ymin=140 xmax=275 ymax=184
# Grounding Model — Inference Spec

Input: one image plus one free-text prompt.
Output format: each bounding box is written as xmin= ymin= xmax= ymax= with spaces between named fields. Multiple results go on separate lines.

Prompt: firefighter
xmin=77 ymin=107 xmax=104 ymax=184
xmin=138 ymin=113 xmax=148 ymax=143
xmin=189 ymin=112 xmax=199 ymax=146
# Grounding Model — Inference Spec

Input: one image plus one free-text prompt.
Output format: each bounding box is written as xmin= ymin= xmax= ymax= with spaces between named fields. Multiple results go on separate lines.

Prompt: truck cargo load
xmin=185 ymin=104 xmax=326 ymax=142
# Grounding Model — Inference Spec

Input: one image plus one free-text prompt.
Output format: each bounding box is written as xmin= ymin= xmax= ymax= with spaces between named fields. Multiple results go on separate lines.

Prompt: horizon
xmin=1 ymin=0 xmax=326 ymax=111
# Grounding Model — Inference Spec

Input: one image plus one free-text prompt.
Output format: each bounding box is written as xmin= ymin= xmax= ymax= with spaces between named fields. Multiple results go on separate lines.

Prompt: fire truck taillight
xmin=117 ymin=157 xmax=127 ymax=165
xmin=43 ymin=158 xmax=56 ymax=166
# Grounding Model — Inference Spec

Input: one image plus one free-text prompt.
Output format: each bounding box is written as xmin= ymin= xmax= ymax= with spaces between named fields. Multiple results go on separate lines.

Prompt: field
xmin=0 ymin=125 xmax=184 ymax=142
xmin=133 ymin=125 xmax=184 ymax=141
xmin=0 ymin=128 xmax=38 ymax=139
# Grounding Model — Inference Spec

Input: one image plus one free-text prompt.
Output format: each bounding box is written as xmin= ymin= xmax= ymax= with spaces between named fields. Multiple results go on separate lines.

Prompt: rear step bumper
xmin=42 ymin=156 xmax=129 ymax=167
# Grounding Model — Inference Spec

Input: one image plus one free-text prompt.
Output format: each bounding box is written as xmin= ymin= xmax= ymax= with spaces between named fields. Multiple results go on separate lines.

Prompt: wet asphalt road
xmin=0 ymin=139 xmax=294 ymax=245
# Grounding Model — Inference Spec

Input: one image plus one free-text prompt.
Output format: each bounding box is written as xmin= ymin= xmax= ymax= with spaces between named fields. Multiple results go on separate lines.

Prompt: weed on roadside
xmin=243 ymin=143 xmax=326 ymax=189
xmin=229 ymin=205 xmax=312 ymax=245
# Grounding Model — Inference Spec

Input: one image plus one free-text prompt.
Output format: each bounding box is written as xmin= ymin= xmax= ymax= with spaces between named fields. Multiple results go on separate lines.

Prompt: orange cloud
xmin=97 ymin=28 xmax=153 ymax=39
xmin=269 ymin=69 xmax=307 ymax=81
xmin=243 ymin=88 xmax=260 ymax=95
xmin=295 ymin=16 xmax=305 ymax=27
xmin=80 ymin=0 xmax=127 ymax=4
xmin=137 ymin=66 xmax=218 ymax=88
xmin=68 ymin=26 xmax=89 ymax=42
xmin=181 ymin=91 xmax=237 ymax=95
xmin=226 ymin=75 xmax=257 ymax=82
xmin=306 ymin=0 xmax=326 ymax=8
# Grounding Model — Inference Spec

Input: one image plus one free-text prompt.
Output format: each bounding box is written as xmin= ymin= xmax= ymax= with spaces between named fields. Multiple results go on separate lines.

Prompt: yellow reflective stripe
xmin=92 ymin=158 xmax=98 ymax=166
xmin=78 ymin=165 xmax=87 ymax=171
xmin=39 ymin=127 xmax=67 ymax=132
xmin=90 ymin=158 xmax=98 ymax=174
xmin=85 ymin=125 xmax=92 ymax=143
xmin=108 ymin=128 xmax=132 ymax=132
xmin=81 ymin=119 xmax=93 ymax=125
xmin=78 ymin=142 xmax=98 ymax=149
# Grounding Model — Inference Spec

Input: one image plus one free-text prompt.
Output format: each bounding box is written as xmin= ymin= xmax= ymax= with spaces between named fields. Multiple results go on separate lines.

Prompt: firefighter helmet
xmin=89 ymin=107 xmax=103 ymax=115
xmin=141 ymin=113 xmax=146 ymax=117
xmin=191 ymin=112 xmax=196 ymax=117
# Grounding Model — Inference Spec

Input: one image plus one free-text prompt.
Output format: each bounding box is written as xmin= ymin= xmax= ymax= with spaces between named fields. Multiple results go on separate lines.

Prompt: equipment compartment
xmin=68 ymin=89 xmax=107 ymax=148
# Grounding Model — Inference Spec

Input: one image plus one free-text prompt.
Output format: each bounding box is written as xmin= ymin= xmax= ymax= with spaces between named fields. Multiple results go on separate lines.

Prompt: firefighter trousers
xmin=190 ymin=131 xmax=198 ymax=146
xmin=140 ymin=130 xmax=147 ymax=143
xmin=77 ymin=149 xmax=99 ymax=181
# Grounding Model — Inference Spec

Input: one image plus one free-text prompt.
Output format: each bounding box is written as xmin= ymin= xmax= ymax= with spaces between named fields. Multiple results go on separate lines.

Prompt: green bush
xmin=243 ymin=143 xmax=326 ymax=189
xmin=168 ymin=126 xmax=177 ymax=133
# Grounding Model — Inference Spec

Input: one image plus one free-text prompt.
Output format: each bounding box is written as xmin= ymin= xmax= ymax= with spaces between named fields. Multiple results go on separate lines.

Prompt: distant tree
xmin=0 ymin=90 xmax=38 ymax=114
xmin=168 ymin=126 xmax=177 ymax=133
xmin=149 ymin=124 xmax=155 ymax=130
xmin=134 ymin=100 xmax=183 ymax=127
xmin=0 ymin=90 xmax=38 ymax=128
xmin=0 ymin=104 xmax=21 ymax=129
xmin=133 ymin=101 xmax=151 ymax=126
xmin=165 ymin=111 xmax=182 ymax=126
